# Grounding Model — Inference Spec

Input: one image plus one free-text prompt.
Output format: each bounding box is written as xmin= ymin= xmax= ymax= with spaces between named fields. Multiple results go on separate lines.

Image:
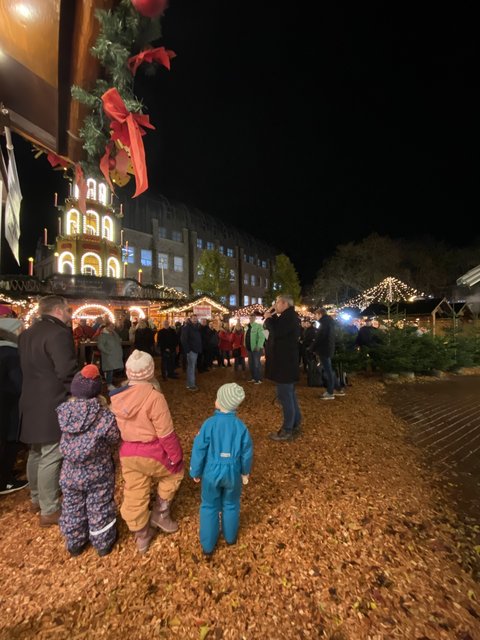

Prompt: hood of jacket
xmin=57 ymin=398 xmax=103 ymax=434
xmin=110 ymin=382 xmax=156 ymax=419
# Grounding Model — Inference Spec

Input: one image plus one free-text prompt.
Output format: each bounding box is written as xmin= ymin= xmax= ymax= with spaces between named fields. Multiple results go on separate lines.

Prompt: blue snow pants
xmin=60 ymin=461 xmax=117 ymax=552
xmin=199 ymin=465 xmax=242 ymax=554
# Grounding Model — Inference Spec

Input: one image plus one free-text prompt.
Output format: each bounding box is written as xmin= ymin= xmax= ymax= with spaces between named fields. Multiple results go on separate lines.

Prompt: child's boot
xmin=134 ymin=523 xmax=155 ymax=554
xmin=150 ymin=496 xmax=178 ymax=533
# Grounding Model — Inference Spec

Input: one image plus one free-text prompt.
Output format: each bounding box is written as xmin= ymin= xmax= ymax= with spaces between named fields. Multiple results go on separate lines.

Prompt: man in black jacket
xmin=19 ymin=295 xmax=78 ymax=526
xmin=264 ymin=295 xmax=302 ymax=441
xmin=156 ymin=320 xmax=179 ymax=380
xmin=311 ymin=308 xmax=336 ymax=400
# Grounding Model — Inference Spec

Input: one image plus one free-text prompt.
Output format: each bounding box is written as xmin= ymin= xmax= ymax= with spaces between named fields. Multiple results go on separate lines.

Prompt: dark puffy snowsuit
xmin=56 ymin=398 xmax=120 ymax=552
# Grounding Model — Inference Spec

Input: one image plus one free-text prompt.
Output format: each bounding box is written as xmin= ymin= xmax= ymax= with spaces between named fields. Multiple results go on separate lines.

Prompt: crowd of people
xmin=0 ymin=293 xmax=349 ymax=558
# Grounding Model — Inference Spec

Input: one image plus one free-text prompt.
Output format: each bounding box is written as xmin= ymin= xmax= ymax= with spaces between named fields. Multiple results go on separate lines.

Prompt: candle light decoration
xmin=28 ymin=257 xmax=34 ymax=276
xmin=54 ymin=192 xmax=58 ymax=207
xmin=138 ymin=268 xmax=143 ymax=283
xmin=44 ymin=228 xmax=48 ymax=246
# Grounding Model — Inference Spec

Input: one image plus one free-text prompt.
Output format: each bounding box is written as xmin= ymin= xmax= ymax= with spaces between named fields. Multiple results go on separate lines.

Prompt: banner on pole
xmin=4 ymin=147 xmax=22 ymax=265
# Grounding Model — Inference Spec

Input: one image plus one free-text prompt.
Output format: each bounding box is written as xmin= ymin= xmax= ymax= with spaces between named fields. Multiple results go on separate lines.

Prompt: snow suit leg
xmin=86 ymin=472 xmax=117 ymax=551
xmin=221 ymin=480 xmax=242 ymax=545
xmin=199 ymin=476 xmax=223 ymax=554
xmin=60 ymin=483 xmax=89 ymax=551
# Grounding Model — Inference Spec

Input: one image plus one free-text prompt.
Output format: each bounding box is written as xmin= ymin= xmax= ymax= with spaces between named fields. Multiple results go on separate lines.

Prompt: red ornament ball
xmin=108 ymin=157 xmax=116 ymax=170
xmin=131 ymin=0 xmax=168 ymax=18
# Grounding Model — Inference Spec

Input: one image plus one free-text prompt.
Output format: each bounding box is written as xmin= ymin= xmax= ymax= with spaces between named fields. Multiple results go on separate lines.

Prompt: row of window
xmin=244 ymin=254 xmax=268 ymax=268
xmin=223 ymin=295 xmax=263 ymax=306
xmin=195 ymin=240 xmax=269 ymax=268
xmin=158 ymin=228 xmax=182 ymax=242
xmin=243 ymin=274 xmax=268 ymax=288
xmin=122 ymin=248 xmax=184 ymax=272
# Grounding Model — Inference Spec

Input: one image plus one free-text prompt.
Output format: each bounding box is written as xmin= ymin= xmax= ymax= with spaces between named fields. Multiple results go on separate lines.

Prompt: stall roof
xmin=362 ymin=297 xmax=453 ymax=318
xmin=163 ymin=295 xmax=230 ymax=315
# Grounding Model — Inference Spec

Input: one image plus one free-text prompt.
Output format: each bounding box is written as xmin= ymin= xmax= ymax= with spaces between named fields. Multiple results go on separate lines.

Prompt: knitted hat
xmin=216 ymin=383 xmax=245 ymax=412
xmin=126 ymin=349 xmax=155 ymax=382
xmin=0 ymin=304 xmax=13 ymax=317
xmin=70 ymin=364 xmax=102 ymax=399
xmin=0 ymin=317 xmax=22 ymax=334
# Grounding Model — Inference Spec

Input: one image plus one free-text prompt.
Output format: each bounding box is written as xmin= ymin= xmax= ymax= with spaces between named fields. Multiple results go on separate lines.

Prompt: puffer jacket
xmin=109 ymin=382 xmax=184 ymax=474
xmin=57 ymin=397 xmax=120 ymax=466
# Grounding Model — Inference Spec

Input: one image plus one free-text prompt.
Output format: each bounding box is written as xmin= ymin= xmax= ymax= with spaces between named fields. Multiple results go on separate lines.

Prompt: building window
xmin=158 ymin=227 xmax=167 ymax=239
xmin=174 ymin=256 xmax=183 ymax=272
xmin=243 ymin=254 xmax=247 ymax=261
xmin=197 ymin=238 xmax=203 ymax=249
xmin=122 ymin=246 xmax=135 ymax=264
xmin=229 ymin=294 xmax=236 ymax=306
xmin=258 ymin=297 xmax=263 ymax=305
xmin=251 ymin=297 xmax=257 ymax=304
xmin=158 ymin=253 xmax=168 ymax=269
xmin=206 ymin=241 xmax=214 ymax=250
xmin=262 ymin=260 xmax=267 ymax=269
xmin=244 ymin=273 xmax=249 ymax=285
xmin=171 ymin=230 xmax=182 ymax=242
xmin=220 ymin=296 xmax=227 ymax=304
xmin=250 ymin=274 xmax=256 ymax=286
xmin=229 ymin=269 xmax=235 ymax=282
xmin=227 ymin=248 xmax=234 ymax=257
xmin=219 ymin=245 xmax=224 ymax=254
xmin=243 ymin=295 xmax=249 ymax=305
xmin=141 ymin=249 xmax=152 ymax=267
xmin=249 ymin=256 xmax=254 ymax=264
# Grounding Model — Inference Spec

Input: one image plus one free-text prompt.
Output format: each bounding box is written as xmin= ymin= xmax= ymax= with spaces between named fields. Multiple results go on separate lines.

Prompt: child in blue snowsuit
xmin=56 ymin=364 xmax=120 ymax=557
xmin=190 ymin=382 xmax=253 ymax=555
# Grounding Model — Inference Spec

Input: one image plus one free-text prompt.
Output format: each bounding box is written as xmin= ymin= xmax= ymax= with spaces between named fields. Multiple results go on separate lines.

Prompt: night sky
xmin=2 ymin=3 xmax=477 ymax=285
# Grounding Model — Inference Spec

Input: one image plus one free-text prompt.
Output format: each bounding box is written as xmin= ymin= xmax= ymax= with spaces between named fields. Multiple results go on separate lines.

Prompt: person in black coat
xmin=19 ymin=295 xmax=78 ymax=526
xmin=0 ymin=316 xmax=28 ymax=494
xmin=311 ymin=308 xmax=336 ymax=399
xmin=156 ymin=320 xmax=179 ymax=380
xmin=263 ymin=295 xmax=302 ymax=442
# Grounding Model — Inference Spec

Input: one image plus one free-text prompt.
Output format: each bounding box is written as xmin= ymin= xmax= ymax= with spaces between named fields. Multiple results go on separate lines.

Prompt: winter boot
xmin=150 ymin=496 xmax=178 ymax=533
xmin=134 ymin=523 xmax=155 ymax=554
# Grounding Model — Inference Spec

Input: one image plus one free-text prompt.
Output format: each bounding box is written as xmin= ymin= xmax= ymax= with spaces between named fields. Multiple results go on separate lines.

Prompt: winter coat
xmin=57 ymin=397 xmax=120 ymax=471
xmin=181 ymin=320 xmax=203 ymax=354
xmin=19 ymin=315 xmax=78 ymax=444
xmin=156 ymin=327 xmax=178 ymax=352
xmin=312 ymin=314 xmax=335 ymax=358
xmin=263 ymin=306 xmax=301 ymax=384
xmin=134 ymin=327 xmax=155 ymax=356
xmin=231 ymin=329 xmax=247 ymax=357
xmin=97 ymin=329 xmax=124 ymax=371
xmin=218 ymin=330 xmax=233 ymax=352
xmin=249 ymin=322 xmax=266 ymax=351
xmin=0 ymin=327 xmax=22 ymax=442
xmin=190 ymin=410 xmax=253 ymax=480
xmin=110 ymin=382 xmax=184 ymax=474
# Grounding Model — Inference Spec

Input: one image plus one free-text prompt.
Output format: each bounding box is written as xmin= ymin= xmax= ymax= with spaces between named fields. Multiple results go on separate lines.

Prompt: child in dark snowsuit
xmin=190 ymin=383 xmax=253 ymax=556
xmin=56 ymin=364 xmax=120 ymax=557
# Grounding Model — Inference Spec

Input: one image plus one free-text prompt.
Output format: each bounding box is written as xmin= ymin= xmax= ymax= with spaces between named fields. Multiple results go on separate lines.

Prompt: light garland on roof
xmin=344 ymin=277 xmax=424 ymax=311
xmin=129 ymin=305 xmax=146 ymax=319
xmin=72 ymin=304 xmax=115 ymax=323
xmin=153 ymin=284 xmax=187 ymax=299
xmin=233 ymin=303 xmax=267 ymax=317
xmin=165 ymin=296 xmax=230 ymax=315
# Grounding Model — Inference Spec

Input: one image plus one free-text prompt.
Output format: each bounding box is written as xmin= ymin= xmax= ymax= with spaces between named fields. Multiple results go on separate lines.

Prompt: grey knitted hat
xmin=216 ymin=383 xmax=245 ymax=412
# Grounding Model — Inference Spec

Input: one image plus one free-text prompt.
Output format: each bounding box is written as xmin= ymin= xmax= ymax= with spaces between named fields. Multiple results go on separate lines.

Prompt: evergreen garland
xmin=71 ymin=0 xmax=163 ymax=178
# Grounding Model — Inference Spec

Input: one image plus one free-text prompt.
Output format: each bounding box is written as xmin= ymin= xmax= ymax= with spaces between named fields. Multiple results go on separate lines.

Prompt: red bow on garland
xmin=128 ymin=46 xmax=176 ymax=76
xmin=47 ymin=152 xmax=69 ymax=170
xmin=101 ymin=88 xmax=155 ymax=197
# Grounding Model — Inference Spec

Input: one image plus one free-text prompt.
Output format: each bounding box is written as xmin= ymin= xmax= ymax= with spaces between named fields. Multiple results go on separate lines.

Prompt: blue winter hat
xmin=70 ymin=365 xmax=102 ymax=399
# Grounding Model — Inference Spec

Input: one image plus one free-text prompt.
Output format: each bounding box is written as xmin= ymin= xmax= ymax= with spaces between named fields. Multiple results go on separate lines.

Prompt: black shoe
xmin=292 ymin=426 xmax=302 ymax=439
xmin=269 ymin=429 xmax=293 ymax=442
xmin=68 ymin=542 xmax=88 ymax=557
xmin=97 ymin=543 xmax=115 ymax=557
xmin=0 ymin=478 xmax=29 ymax=495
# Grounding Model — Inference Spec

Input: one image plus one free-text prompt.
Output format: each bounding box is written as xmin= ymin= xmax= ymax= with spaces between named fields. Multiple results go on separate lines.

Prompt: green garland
xmin=71 ymin=0 xmax=163 ymax=178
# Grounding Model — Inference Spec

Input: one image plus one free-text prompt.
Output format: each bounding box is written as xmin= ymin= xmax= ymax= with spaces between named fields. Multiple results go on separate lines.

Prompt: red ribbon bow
xmin=128 ymin=46 xmax=176 ymax=76
xmin=101 ymin=88 xmax=155 ymax=197
xmin=47 ymin=152 xmax=69 ymax=170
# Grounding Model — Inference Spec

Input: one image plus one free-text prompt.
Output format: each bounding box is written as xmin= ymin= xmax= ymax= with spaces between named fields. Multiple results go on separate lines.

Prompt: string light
xmin=233 ymin=303 xmax=267 ymax=317
xmin=72 ymin=304 xmax=115 ymax=323
xmin=129 ymin=305 xmax=146 ymax=319
xmin=344 ymin=277 xmax=424 ymax=311
xmin=166 ymin=296 xmax=229 ymax=315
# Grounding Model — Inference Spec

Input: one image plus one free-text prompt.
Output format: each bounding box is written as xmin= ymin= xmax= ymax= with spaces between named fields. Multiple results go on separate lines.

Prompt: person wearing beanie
xmin=109 ymin=350 xmax=184 ymax=554
xmin=0 ymin=316 xmax=29 ymax=495
xmin=56 ymin=364 xmax=120 ymax=557
xmin=190 ymin=382 xmax=253 ymax=557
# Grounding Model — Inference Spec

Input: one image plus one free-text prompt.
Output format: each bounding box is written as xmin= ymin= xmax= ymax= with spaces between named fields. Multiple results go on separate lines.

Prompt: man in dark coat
xmin=19 ymin=295 xmax=78 ymax=526
xmin=263 ymin=295 xmax=302 ymax=442
xmin=156 ymin=320 xmax=179 ymax=380
xmin=180 ymin=314 xmax=203 ymax=390
xmin=311 ymin=308 xmax=336 ymax=400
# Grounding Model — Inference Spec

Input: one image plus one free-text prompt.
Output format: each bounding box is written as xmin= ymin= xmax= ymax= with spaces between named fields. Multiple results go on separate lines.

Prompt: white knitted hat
xmin=216 ymin=383 xmax=245 ymax=412
xmin=126 ymin=349 xmax=155 ymax=382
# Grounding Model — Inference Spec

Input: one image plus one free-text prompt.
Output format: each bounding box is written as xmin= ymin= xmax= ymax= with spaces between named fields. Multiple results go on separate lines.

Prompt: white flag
xmin=4 ymin=147 xmax=22 ymax=265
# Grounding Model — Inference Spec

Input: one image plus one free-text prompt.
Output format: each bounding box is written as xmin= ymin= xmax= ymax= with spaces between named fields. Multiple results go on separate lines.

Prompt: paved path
xmin=385 ymin=375 xmax=480 ymax=521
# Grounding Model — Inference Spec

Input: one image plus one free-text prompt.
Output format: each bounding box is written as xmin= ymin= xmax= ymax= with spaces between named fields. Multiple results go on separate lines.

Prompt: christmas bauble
xmin=131 ymin=0 xmax=168 ymax=18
